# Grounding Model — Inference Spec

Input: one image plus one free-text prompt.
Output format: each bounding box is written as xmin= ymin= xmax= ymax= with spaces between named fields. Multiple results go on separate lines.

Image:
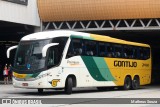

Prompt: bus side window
xmin=106 ymin=45 xmax=114 ymax=57
xmin=139 ymin=48 xmax=144 ymax=60
xmin=123 ymin=46 xmax=134 ymax=59
xmin=66 ymin=39 xmax=83 ymax=58
xmin=99 ymin=42 xmax=106 ymax=57
xmin=144 ymin=48 xmax=150 ymax=59
xmin=114 ymin=45 xmax=122 ymax=58
xmin=123 ymin=47 xmax=128 ymax=58
xmin=132 ymin=47 xmax=138 ymax=59
xmin=141 ymin=48 xmax=150 ymax=60
xmin=72 ymin=39 xmax=83 ymax=56
xmin=85 ymin=40 xmax=97 ymax=56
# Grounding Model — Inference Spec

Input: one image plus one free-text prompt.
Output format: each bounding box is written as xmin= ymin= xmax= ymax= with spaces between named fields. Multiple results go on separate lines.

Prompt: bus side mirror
xmin=7 ymin=45 xmax=18 ymax=58
xmin=42 ymin=43 xmax=59 ymax=57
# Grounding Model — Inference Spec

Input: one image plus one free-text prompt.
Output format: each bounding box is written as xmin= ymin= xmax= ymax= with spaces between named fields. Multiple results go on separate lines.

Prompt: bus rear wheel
xmin=123 ymin=76 xmax=131 ymax=90
xmin=65 ymin=77 xmax=73 ymax=94
xmin=131 ymin=76 xmax=140 ymax=90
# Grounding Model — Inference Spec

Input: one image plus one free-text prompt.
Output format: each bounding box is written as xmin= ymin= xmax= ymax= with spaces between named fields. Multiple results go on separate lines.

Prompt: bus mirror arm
xmin=42 ymin=43 xmax=59 ymax=57
xmin=7 ymin=45 xmax=18 ymax=58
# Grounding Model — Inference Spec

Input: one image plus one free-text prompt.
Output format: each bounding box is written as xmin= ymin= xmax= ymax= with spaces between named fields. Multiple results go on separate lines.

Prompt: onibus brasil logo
xmin=1 ymin=99 xmax=42 ymax=104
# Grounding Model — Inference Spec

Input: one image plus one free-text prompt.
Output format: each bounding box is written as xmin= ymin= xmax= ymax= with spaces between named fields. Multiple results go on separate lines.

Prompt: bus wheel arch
xmin=131 ymin=75 xmax=140 ymax=90
xmin=123 ymin=75 xmax=132 ymax=90
xmin=65 ymin=75 xmax=77 ymax=94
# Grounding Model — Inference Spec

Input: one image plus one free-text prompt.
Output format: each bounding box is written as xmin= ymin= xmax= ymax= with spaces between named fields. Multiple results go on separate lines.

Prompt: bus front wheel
xmin=123 ymin=76 xmax=131 ymax=90
xmin=65 ymin=77 xmax=73 ymax=94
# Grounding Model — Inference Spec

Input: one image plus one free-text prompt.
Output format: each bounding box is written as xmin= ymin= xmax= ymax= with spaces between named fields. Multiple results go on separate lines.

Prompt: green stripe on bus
xmin=81 ymin=56 xmax=106 ymax=81
xmin=31 ymin=72 xmax=40 ymax=78
xmin=26 ymin=74 xmax=33 ymax=79
xmin=70 ymin=35 xmax=94 ymax=40
xmin=81 ymin=56 xmax=115 ymax=81
xmin=93 ymin=57 xmax=115 ymax=81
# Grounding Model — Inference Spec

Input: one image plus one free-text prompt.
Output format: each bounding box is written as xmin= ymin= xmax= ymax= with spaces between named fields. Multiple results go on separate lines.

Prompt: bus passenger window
xmin=143 ymin=48 xmax=150 ymax=59
xmin=72 ymin=39 xmax=83 ymax=56
xmin=99 ymin=42 xmax=106 ymax=57
xmin=106 ymin=45 xmax=114 ymax=57
xmin=139 ymin=48 xmax=144 ymax=59
xmin=85 ymin=41 xmax=97 ymax=56
xmin=66 ymin=39 xmax=83 ymax=58
xmin=123 ymin=46 xmax=134 ymax=59
xmin=114 ymin=45 xmax=122 ymax=58
xmin=140 ymin=48 xmax=150 ymax=60
xmin=75 ymin=48 xmax=83 ymax=55
xmin=123 ymin=52 xmax=127 ymax=58
xmin=132 ymin=48 xmax=138 ymax=59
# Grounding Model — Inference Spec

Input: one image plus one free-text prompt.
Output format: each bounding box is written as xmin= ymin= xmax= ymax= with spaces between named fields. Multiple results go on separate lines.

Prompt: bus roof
xmin=21 ymin=30 xmax=150 ymax=47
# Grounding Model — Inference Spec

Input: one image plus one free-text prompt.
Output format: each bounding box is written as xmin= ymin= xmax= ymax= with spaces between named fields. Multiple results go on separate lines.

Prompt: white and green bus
xmin=7 ymin=30 xmax=151 ymax=94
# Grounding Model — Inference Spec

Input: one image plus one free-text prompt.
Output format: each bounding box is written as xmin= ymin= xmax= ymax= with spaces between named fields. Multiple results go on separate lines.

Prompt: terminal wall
xmin=0 ymin=0 xmax=40 ymax=26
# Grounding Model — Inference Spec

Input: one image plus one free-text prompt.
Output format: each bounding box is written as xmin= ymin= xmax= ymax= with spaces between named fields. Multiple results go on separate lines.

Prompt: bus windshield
xmin=14 ymin=39 xmax=51 ymax=71
xmin=13 ymin=37 xmax=68 ymax=73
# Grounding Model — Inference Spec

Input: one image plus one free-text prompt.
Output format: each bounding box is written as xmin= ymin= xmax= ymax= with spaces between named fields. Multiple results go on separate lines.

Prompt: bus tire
xmin=131 ymin=76 xmax=140 ymax=90
xmin=38 ymin=88 xmax=43 ymax=93
xmin=65 ymin=77 xmax=73 ymax=94
xmin=123 ymin=76 xmax=131 ymax=90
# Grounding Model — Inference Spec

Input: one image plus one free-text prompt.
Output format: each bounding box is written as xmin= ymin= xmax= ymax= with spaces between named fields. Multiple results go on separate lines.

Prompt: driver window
xmin=48 ymin=49 xmax=54 ymax=66
xmin=47 ymin=47 xmax=59 ymax=68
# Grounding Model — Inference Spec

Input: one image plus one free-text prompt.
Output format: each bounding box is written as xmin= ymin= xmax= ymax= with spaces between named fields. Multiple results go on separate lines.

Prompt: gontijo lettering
xmin=114 ymin=60 xmax=137 ymax=67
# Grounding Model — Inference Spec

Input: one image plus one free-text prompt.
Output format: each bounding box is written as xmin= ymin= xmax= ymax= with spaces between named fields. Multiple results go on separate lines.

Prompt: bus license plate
xmin=22 ymin=83 xmax=28 ymax=86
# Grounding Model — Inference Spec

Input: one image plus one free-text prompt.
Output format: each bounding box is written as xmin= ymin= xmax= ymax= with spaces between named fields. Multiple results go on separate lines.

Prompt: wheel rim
xmin=124 ymin=77 xmax=131 ymax=90
xmin=133 ymin=78 xmax=139 ymax=88
xmin=126 ymin=79 xmax=130 ymax=88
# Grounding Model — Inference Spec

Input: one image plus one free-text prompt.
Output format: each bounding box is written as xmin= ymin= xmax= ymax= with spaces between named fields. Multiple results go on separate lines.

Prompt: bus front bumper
xmin=12 ymin=77 xmax=63 ymax=89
